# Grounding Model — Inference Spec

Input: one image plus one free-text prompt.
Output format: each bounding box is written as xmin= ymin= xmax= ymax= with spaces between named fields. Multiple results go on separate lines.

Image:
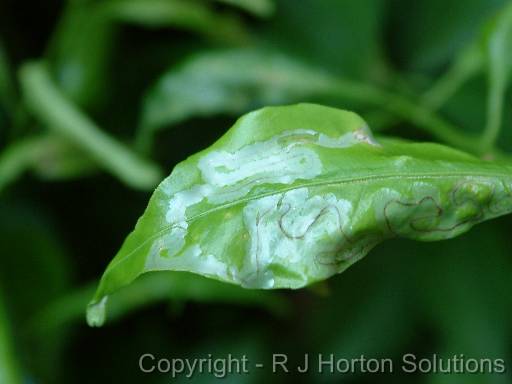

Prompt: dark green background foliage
xmin=1 ymin=0 xmax=512 ymax=383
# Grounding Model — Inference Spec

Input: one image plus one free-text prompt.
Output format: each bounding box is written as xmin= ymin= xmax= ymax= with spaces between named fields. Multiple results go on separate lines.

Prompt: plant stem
xmin=422 ymin=43 xmax=483 ymax=110
xmin=364 ymin=43 xmax=483 ymax=146
xmin=19 ymin=62 xmax=163 ymax=190
xmin=330 ymin=79 xmax=481 ymax=154
xmin=480 ymin=65 xmax=507 ymax=153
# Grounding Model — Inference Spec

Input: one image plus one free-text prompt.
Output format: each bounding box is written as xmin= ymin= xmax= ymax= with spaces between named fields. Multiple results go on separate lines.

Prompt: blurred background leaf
xmin=481 ymin=2 xmax=512 ymax=151
xmin=387 ymin=0 xmax=506 ymax=72
xmin=0 ymin=134 xmax=94 ymax=193
xmin=137 ymin=48 xmax=335 ymax=150
xmin=48 ymin=0 xmax=116 ymax=109
xmin=263 ymin=0 xmax=386 ymax=81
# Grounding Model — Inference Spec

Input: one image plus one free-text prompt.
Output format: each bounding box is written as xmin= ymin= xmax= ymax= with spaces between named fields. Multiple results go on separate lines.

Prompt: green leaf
xmin=48 ymin=1 xmax=115 ymax=108
xmin=48 ymin=0 xmax=249 ymax=109
xmin=380 ymin=1 xmax=512 ymax=154
xmin=19 ymin=61 xmax=162 ymax=190
xmin=0 ymin=134 xmax=95 ymax=193
xmin=137 ymin=49 xmax=334 ymax=150
xmin=101 ymin=0 xmax=248 ymax=42
xmin=264 ymin=0 xmax=385 ymax=79
xmin=481 ymin=2 xmax=512 ymax=151
xmin=0 ymin=291 xmax=22 ymax=384
xmin=138 ymin=48 xmax=491 ymax=158
xmin=213 ymin=0 xmax=274 ymax=17
xmin=388 ymin=0 xmax=505 ymax=71
xmin=88 ymin=103 xmax=512 ymax=325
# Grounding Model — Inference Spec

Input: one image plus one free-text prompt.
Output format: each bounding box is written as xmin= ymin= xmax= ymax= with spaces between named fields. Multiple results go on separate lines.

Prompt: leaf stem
xmin=330 ymin=79 xmax=482 ymax=154
xmin=19 ymin=61 xmax=163 ymax=190
xmin=480 ymin=2 xmax=512 ymax=154
xmin=422 ymin=43 xmax=483 ymax=110
xmin=481 ymin=74 xmax=506 ymax=153
xmin=361 ymin=43 xmax=484 ymax=149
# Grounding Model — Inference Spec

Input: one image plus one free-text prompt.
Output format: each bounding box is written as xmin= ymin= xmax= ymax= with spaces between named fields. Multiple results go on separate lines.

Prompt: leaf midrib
xmin=105 ymin=169 xmax=512 ymax=275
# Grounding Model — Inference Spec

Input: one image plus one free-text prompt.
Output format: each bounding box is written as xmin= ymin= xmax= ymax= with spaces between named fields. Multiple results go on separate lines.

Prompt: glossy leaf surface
xmin=89 ymin=103 xmax=512 ymax=325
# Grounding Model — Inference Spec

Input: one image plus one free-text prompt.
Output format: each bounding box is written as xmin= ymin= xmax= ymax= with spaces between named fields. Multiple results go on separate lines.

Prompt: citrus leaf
xmin=88 ymin=103 xmax=512 ymax=326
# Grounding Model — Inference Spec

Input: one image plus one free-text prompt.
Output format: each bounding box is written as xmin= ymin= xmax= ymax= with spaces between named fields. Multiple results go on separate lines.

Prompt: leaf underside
xmin=88 ymin=103 xmax=512 ymax=326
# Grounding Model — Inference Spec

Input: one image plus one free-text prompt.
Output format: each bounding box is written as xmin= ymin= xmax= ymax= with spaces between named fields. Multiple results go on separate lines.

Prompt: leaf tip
xmin=86 ymin=296 xmax=108 ymax=327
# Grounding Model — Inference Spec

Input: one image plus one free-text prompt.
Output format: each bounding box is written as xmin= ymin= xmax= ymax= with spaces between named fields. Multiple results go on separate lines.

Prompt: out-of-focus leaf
xmin=481 ymin=2 xmax=512 ymax=151
xmin=422 ymin=42 xmax=483 ymax=111
xmin=416 ymin=1 xmax=512 ymax=153
xmin=265 ymin=0 xmax=385 ymax=79
xmin=388 ymin=0 xmax=505 ymax=71
xmin=138 ymin=49 xmax=334 ymax=149
xmin=0 ymin=137 xmax=44 ymax=192
xmin=102 ymin=0 xmax=248 ymax=42
xmin=35 ymin=271 xmax=287 ymax=329
xmin=0 ymin=291 xmax=22 ymax=384
xmin=48 ymin=0 xmax=249 ymax=109
xmin=89 ymin=104 xmax=512 ymax=326
xmin=138 ymin=48 xmax=490 ymax=157
xmin=19 ymin=62 xmax=163 ymax=190
xmin=0 ymin=134 xmax=96 ymax=193
xmin=213 ymin=0 xmax=274 ymax=17
xmin=365 ymin=1 xmax=512 ymax=146
xmin=48 ymin=1 xmax=115 ymax=109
